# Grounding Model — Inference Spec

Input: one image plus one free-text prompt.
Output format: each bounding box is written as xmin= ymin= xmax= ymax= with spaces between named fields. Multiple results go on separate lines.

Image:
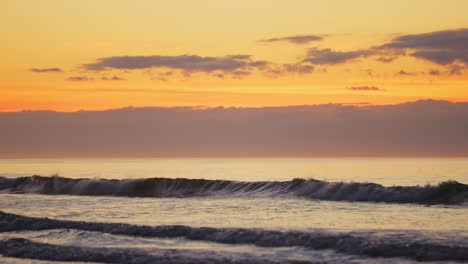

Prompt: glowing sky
xmin=1 ymin=0 xmax=468 ymax=111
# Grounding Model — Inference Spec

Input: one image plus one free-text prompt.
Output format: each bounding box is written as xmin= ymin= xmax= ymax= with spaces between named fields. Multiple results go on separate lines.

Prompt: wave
xmin=0 ymin=238 xmax=296 ymax=264
xmin=0 ymin=175 xmax=467 ymax=204
xmin=1 ymin=211 xmax=467 ymax=262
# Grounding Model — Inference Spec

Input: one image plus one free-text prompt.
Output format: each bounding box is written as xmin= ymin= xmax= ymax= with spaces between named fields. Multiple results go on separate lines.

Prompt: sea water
xmin=1 ymin=158 xmax=467 ymax=263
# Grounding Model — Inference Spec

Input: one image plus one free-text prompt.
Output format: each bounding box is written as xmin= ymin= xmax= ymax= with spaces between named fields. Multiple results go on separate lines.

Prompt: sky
xmin=1 ymin=1 xmax=468 ymax=157
xmin=1 ymin=0 xmax=468 ymax=112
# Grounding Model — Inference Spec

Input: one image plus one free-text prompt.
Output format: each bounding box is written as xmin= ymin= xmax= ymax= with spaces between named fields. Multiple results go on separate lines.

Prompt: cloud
xmin=303 ymin=48 xmax=371 ymax=65
xmin=150 ymin=71 xmax=175 ymax=81
xmin=299 ymin=29 xmax=468 ymax=70
xmin=267 ymin=63 xmax=315 ymax=76
xmin=397 ymin=70 xmax=417 ymax=76
xmin=348 ymin=86 xmax=381 ymax=91
xmin=66 ymin=76 xmax=89 ymax=81
xmin=83 ymin=54 xmax=268 ymax=77
xmin=362 ymin=69 xmax=375 ymax=77
xmin=161 ymin=71 xmax=173 ymax=76
xmin=151 ymin=77 xmax=169 ymax=82
xmin=227 ymin=55 xmax=252 ymax=60
xmin=376 ymin=57 xmax=396 ymax=63
xmin=78 ymin=29 xmax=467 ymax=78
xmin=381 ymin=28 xmax=468 ymax=65
xmin=1 ymin=100 xmax=468 ymax=157
xmin=448 ymin=64 xmax=465 ymax=75
xmin=101 ymin=76 xmax=125 ymax=81
xmin=231 ymin=70 xmax=251 ymax=78
xmin=260 ymin=35 xmax=324 ymax=44
xmin=428 ymin=69 xmax=441 ymax=76
xmin=282 ymin=63 xmax=315 ymax=74
xmin=30 ymin=68 xmax=62 ymax=73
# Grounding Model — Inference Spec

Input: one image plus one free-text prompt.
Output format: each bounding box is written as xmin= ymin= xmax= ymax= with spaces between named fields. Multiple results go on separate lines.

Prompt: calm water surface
xmin=1 ymin=157 xmax=468 ymax=185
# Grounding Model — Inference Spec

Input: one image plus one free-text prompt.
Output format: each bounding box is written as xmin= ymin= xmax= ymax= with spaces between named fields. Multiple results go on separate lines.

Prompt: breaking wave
xmin=1 ymin=211 xmax=467 ymax=262
xmin=0 ymin=175 xmax=467 ymax=204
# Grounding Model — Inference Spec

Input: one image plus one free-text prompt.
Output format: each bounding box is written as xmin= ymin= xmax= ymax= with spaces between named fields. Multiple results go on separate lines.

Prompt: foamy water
xmin=1 ymin=158 xmax=468 ymax=263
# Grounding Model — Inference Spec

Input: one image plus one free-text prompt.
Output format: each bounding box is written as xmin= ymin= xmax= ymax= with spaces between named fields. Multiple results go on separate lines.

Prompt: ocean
xmin=1 ymin=158 xmax=467 ymax=263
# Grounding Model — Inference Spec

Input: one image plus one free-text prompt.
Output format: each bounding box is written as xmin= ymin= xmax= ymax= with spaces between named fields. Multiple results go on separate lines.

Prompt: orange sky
xmin=1 ymin=0 xmax=467 ymax=112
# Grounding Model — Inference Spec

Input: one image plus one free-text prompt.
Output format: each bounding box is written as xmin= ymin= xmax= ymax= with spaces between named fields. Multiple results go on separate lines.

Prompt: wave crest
xmin=0 ymin=175 xmax=466 ymax=204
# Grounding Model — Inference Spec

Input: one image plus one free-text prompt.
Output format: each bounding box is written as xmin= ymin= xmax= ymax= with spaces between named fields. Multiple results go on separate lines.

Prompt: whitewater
xmin=1 ymin=158 xmax=468 ymax=263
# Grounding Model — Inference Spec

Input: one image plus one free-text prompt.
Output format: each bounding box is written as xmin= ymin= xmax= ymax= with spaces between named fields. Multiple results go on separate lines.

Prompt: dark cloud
xmin=348 ymin=86 xmax=381 ymax=91
xmin=101 ymin=76 xmax=125 ymax=81
xmin=66 ymin=76 xmax=89 ymax=81
xmin=385 ymin=29 xmax=468 ymax=50
xmin=30 ymin=68 xmax=62 ymax=73
xmin=381 ymin=28 xmax=468 ymax=65
xmin=410 ymin=50 xmax=467 ymax=65
xmin=83 ymin=55 xmax=268 ymax=77
xmin=300 ymin=29 xmax=468 ymax=70
xmin=303 ymin=48 xmax=371 ymax=65
xmin=260 ymin=35 xmax=324 ymax=44
xmin=2 ymin=100 xmax=468 ymax=157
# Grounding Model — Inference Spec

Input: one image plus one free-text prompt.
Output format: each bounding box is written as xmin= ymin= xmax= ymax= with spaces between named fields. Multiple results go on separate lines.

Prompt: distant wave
xmin=0 ymin=175 xmax=467 ymax=204
xmin=1 ymin=211 xmax=467 ymax=262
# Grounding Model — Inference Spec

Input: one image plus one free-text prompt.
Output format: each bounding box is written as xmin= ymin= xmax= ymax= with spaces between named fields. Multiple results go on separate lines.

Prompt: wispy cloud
xmin=266 ymin=63 xmax=315 ymax=76
xmin=397 ymin=70 xmax=417 ymax=76
xmin=448 ymin=64 xmax=465 ymax=75
xmin=82 ymin=53 xmax=320 ymax=79
xmin=101 ymin=76 xmax=125 ymax=81
xmin=303 ymin=48 xmax=371 ymax=65
xmin=282 ymin=63 xmax=315 ymax=74
xmin=83 ymin=55 xmax=269 ymax=78
xmin=66 ymin=76 xmax=89 ymax=81
xmin=376 ymin=57 xmax=397 ymax=63
xmin=348 ymin=86 xmax=381 ymax=91
xmin=260 ymin=34 xmax=324 ymax=44
xmin=30 ymin=68 xmax=62 ymax=73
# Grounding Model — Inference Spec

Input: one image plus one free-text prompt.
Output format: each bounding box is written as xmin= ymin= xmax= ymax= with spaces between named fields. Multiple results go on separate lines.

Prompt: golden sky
xmin=1 ymin=0 xmax=468 ymax=111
